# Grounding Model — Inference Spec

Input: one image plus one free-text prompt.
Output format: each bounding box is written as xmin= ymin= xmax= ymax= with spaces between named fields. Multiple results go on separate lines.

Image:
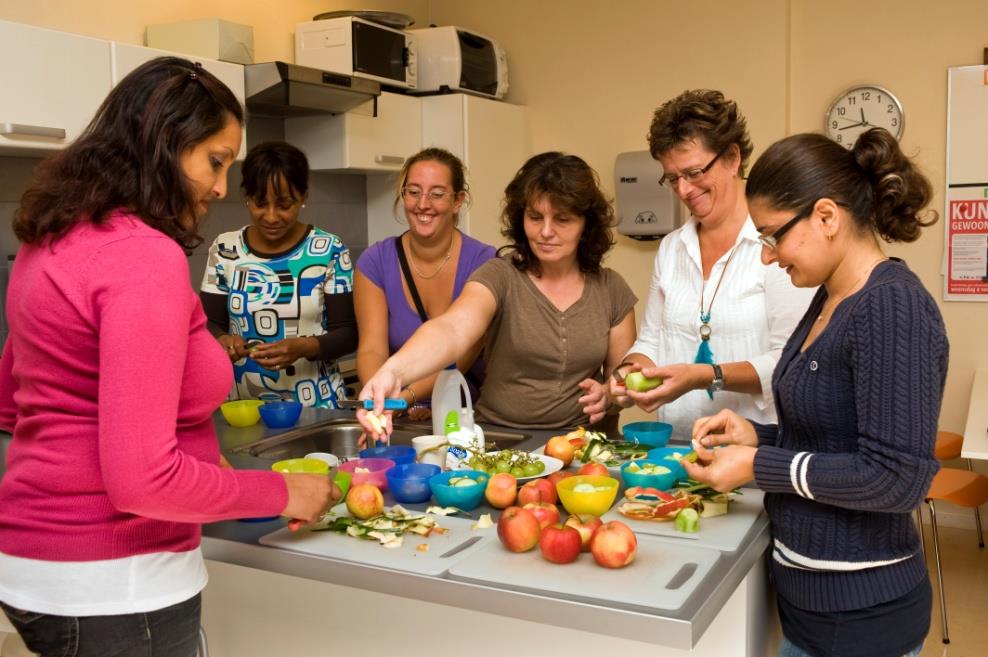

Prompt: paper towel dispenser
xmin=614 ymin=150 xmax=684 ymax=240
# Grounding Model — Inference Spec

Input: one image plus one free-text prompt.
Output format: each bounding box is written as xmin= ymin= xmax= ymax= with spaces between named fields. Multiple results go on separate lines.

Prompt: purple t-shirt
xmin=357 ymin=231 xmax=496 ymax=383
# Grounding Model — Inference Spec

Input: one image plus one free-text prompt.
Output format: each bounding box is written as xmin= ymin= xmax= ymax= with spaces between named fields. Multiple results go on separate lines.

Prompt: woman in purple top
xmin=355 ymin=148 xmax=495 ymax=419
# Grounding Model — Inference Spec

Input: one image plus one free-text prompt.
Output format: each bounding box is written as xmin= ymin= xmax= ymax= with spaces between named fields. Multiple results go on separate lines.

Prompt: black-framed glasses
xmin=658 ymin=148 xmax=727 ymax=188
xmin=401 ymin=186 xmax=452 ymax=203
xmin=758 ymin=199 xmax=849 ymax=250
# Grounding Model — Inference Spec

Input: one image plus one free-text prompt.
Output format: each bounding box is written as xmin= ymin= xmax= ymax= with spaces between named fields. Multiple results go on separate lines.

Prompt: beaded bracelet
xmin=402 ymin=385 xmax=418 ymax=407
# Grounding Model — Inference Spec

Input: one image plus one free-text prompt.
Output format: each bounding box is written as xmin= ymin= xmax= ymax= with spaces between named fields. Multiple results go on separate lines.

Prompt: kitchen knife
xmin=338 ymin=398 xmax=409 ymax=411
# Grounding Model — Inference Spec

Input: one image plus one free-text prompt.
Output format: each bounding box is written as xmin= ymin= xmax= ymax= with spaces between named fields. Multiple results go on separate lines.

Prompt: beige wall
xmin=3 ymin=0 xmax=986 ymax=432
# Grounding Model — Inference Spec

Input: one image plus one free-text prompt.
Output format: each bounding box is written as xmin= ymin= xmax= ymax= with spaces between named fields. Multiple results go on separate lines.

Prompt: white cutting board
xmin=259 ymin=507 xmax=493 ymax=577
xmin=447 ymin=534 xmax=721 ymax=612
xmin=600 ymin=489 xmax=765 ymax=552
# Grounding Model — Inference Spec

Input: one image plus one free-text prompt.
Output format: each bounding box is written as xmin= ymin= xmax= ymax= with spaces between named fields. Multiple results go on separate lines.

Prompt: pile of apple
xmin=487 ymin=470 xmax=637 ymax=568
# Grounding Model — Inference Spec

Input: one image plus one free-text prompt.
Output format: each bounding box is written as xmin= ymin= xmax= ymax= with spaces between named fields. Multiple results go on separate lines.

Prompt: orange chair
xmin=931 ymin=431 xmax=984 ymax=546
xmin=923 ymin=467 xmax=988 ymax=644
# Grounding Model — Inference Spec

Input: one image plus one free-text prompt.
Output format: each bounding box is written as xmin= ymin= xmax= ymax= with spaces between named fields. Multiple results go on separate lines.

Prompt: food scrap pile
xmin=617 ymin=482 xmax=737 ymax=533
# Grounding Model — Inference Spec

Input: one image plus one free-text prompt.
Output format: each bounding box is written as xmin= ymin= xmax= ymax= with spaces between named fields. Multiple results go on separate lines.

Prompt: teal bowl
xmin=645 ymin=446 xmax=691 ymax=483
xmin=621 ymin=421 xmax=673 ymax=448
xmin=620 ymin=459 xmax=678 ymax=491
xmin=429 ymin=470 xmax=490 ymax=511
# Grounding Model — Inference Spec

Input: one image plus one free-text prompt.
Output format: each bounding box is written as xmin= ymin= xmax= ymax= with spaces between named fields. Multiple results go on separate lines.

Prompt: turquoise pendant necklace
xmin=695 ymin=246 xmax=739 ymax=398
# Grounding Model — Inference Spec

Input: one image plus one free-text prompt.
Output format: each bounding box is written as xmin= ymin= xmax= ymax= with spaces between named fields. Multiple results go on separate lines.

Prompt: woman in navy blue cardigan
xmin=684 ymin=128 xmax=948 ymax=657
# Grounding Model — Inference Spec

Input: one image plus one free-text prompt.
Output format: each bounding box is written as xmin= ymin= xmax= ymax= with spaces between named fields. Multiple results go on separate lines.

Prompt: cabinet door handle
xmin=374 ymin=154 xmax=405 ymax=165
xmin=1 ymin=123 xmax=67 ymax=140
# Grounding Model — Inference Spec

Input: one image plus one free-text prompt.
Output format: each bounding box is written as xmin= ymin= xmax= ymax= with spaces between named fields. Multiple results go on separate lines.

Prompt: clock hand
xmin=859 ymin=107 xmax=869 ymax=127
xmin=838 ymin=122 xmax=863 ymax=130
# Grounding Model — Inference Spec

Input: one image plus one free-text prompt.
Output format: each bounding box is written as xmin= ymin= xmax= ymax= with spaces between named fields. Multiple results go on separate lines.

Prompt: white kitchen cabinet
xmin=420 ymin=93 xmax=527 ymax=242
xmin=111 ymin=42 xmax=247 ymax=160
xmin=285 ymin=91 xmax=422 ymax=172
xmin=0 ymin=20 xmax=112 ymax=154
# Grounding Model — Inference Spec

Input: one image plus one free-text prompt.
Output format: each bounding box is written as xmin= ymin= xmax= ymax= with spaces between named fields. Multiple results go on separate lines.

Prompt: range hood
xmin=244 ymin=62 xmax=381 ymax=118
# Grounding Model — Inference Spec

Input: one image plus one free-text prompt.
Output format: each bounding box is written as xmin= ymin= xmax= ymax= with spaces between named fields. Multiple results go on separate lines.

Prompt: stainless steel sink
xmin=234 ymin=419 xmax=531 ymax=461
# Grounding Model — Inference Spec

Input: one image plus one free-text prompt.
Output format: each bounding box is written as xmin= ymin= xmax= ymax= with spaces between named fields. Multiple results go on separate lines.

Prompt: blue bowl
xmin=258 ymin=401 xmax=303 ymax=428
xmin=620 ymin=459 xmax=678 ymax=491
xmin=386 ymin=463 xmax=441 ymax=504
xmin=360 ymin=444 xmax=416 ymax=466
xmin=622 ymin=421 xmax=673 ymax=448
xmin=429 ymin=470 xmax=490 ymax=511
xmin=646 ymin=446 xmax=692 ymax=483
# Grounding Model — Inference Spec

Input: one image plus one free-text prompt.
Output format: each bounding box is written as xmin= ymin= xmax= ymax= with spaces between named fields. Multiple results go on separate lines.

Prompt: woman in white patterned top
xmin=609 ymin=90 xmax=814 ymax=440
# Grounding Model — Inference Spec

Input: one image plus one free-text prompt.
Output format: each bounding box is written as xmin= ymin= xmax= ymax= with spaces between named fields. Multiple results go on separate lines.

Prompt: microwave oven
xmin=295 ymin=17 xmax=417 ymax=90
xmin=408 ymin=26 xmax=508 ymax=99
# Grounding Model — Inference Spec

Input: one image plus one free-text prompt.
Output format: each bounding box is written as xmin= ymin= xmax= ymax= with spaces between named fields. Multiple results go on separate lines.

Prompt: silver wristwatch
xmin=710 ymin=364 xmax=725 ymax=392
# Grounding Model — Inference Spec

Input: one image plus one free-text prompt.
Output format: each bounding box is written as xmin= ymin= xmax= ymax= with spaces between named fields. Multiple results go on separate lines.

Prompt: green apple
xmin=624 ymin=371 xmax=662 ymax=392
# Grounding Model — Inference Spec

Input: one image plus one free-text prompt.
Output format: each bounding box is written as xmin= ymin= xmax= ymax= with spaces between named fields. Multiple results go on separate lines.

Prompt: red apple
xmin=346 ymin=483 xmax=384 ymax=520
xmin=564 ymin=513 xmax=603 ymax=551
xmin=539 ymin=523 xmax=582 ymax=564
xmin=484 ymin=472 xmax=518 ymax=509
xmin=578 ymin=462 xmax=610 ymax=477
xmin=590 ymin=520 xmax=638 ymax=569
xmin=523 ymin=501 xmax=561 ymax=530
xmin=518 ymin=478 xmax=558 ymax=505
xmin=548 ymin=470 xmax=575 ymax=488
xmin=544 ymin=435 xmax=576 ymax=467
xmin=497 ymin=506 xmax=541 ymax=552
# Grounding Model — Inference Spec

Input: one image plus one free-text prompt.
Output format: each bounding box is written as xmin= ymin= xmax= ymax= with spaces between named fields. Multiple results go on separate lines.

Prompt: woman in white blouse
xmin=609 ymin=90 xmax=814 ymax=440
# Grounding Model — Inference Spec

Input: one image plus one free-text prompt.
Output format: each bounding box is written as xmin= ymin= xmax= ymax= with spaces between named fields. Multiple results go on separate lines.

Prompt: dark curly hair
xmin=647 ymin=89 xmax=754 ymax=176
xmin=499 ymin=152 xmax=615 ymax=275
xmin=13 ymin=56 xmax=244 ymax=251
xmin=746 ymin=129 xmax=937 ymax=243
xmin=242 ymin=141 xmax=309 ymax=203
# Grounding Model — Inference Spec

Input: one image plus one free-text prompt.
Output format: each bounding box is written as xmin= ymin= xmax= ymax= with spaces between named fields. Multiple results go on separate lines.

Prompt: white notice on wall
xmin=951 ymin=234 xmax=988 ymax=281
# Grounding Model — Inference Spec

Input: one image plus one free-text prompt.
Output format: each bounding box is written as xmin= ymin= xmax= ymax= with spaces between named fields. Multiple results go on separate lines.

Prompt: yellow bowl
xmin=556 ymin=475 xmax=620 ymax=516
xmin=220 ymin=400 xmax=263 ymax=427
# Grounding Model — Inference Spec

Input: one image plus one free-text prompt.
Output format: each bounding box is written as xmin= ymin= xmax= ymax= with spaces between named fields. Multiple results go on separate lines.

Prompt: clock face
xmin=825 ymin=85 xmax=904 ymax=150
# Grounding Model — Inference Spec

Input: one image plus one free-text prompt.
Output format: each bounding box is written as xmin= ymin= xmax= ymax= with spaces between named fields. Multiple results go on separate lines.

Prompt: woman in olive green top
xmin=359 ymin=152 xmax=637 ymax=435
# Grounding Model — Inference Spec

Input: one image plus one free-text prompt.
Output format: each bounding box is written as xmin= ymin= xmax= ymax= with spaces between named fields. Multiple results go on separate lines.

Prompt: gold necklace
xmin=816 ymin=257 xmax=888 ymax=323
xmin=407 ymin=233 xmax=454 ymax=280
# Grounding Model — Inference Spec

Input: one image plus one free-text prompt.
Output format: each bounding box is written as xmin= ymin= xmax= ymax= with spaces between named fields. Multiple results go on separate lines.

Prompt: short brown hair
xmin=499 ymin=152 xmax=615 ymax=275
xmin=647 ymin=89 xmax=753 ymax=176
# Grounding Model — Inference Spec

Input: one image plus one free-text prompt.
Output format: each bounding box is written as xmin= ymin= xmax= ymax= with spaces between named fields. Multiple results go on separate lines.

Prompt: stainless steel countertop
xmin=205 ymin=409 xmax=771 ymax=650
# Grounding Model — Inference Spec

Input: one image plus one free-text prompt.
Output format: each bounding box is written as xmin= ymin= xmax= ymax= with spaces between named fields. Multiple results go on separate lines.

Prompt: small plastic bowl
xmin=385 ymin=463 xmax=441 ymax=503
xmin=305 ymin=452 xmax=340 ymax=468
xmin=620 ymin=459 xmax=678 ymax=491
xmin=339 ymin=458 xmax=396 ymax=490
xmin=258 ymin=401 xmax=302 ymax=428
xmin=556 ymin=475 xmax=619 ymax=516
xmin=359 ymin=444 xmax=416 ymax=466
xmin=646 ymin=446 xmax=691 ymax=483
xmin=271 ymin=458 xmax=329 ymax=475
xmin=622 ymin=421 xmax=674 ymax=448
xmin=429 ymin=470 xmax=490 ymax=511
xmin=220 ymin=400 xmax=263 ymax=427
xmin=333 ymin=470 xmax=352 ymax=502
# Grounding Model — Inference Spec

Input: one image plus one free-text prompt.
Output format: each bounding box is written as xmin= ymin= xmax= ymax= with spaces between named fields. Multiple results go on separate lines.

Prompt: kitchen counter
xmin=202 ymin=409 xmax=775 ymax=656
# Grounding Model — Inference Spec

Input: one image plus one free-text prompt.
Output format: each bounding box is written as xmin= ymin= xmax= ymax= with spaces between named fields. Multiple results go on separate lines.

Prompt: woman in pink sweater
xmin=0 ymin=57 xmax=336 ymax=657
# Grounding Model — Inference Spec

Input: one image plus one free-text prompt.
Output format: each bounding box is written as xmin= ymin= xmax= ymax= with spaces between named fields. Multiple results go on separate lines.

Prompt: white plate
xmin=457 ymin=451 xmax=563 ymax=481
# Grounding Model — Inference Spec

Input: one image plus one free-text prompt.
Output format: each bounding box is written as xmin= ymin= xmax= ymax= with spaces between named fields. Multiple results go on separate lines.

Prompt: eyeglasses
xmin=658 ymin=148 xmax=727 ymax=188
xmin=757 ymin=199 xmax=849 ymax=250
xmin=401 ymin=186 xmax=452 ymax=203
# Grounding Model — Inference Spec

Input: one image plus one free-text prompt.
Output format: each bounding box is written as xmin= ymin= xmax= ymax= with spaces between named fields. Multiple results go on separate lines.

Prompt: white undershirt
xmin=0 ymin=548 xmax=206 ymax=616
xmin=627 ymin=216 xmax=816 ymax=440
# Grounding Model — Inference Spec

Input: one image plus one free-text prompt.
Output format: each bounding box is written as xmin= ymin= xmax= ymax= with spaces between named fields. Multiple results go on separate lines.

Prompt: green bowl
xmin=334 ymin=470 xmax=352 ymax=501
xmin=220 ymin=400 xmax=263 ymax=427
xmin=271 ymin=458 xmax=329 ymax=475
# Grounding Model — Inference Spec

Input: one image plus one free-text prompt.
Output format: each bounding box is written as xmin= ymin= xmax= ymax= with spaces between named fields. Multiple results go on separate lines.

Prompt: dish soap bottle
xmin=431 ymin=367 xmax=484 ymax=469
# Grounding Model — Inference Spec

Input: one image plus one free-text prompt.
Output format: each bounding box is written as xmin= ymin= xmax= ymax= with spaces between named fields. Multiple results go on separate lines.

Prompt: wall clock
xmin=824 ymin=85 xmax=904 ymax=150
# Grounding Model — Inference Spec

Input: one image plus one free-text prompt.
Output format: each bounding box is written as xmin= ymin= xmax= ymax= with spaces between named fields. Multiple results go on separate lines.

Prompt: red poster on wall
xmin=945 ymin=189 xmax=988 ymax=299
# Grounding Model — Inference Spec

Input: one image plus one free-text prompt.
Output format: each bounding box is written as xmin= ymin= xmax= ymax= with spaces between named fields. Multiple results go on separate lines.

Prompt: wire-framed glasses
xmin=658 ymin=148 xmax=727 ymax=188
xmin=401 ymin=186 xmax=451 ymax=203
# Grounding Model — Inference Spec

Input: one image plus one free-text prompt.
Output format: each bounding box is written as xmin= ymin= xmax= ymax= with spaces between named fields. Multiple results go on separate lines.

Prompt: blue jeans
xmin=1 ymin=593 xmax=200 ymax=657
xmin=779 ymin=635 xmax=923 ymax=657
